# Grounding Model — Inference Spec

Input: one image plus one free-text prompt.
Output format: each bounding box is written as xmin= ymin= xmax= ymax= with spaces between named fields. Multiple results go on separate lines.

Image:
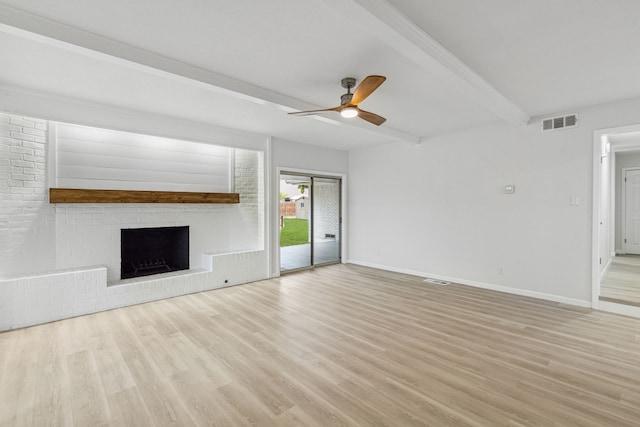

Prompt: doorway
xmin=600 ymin=158 xmax=640 ymax=307
xmin=593 ymin=126 xmax=640 ymax=315
xmin=279 ymin=172 xmax=341 ymax=272
xmin=623 ymin=168 xmax=640 ymax=254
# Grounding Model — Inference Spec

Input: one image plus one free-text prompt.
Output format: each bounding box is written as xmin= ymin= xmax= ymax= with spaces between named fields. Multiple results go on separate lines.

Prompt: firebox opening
xmin=121 ymin=226 xmax=189 ymax=279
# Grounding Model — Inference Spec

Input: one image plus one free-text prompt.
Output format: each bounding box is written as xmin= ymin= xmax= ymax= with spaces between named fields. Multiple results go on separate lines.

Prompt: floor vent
xmin=424 ymin=278 xmax=449 ymax=285
xmin=542 ymin=113 xmax=578 ymax=131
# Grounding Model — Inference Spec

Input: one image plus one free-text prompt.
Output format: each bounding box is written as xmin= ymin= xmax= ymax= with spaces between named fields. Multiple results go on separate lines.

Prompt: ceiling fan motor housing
xmin=341 ymin=77 xmax=356 ymax=89
xmin=341 ymin=77 xmax=356 ymax=105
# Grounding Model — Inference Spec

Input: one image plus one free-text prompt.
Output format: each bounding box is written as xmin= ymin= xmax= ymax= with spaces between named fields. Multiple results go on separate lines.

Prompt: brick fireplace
xmin=0 ymin=111 xmax=268 ymax=331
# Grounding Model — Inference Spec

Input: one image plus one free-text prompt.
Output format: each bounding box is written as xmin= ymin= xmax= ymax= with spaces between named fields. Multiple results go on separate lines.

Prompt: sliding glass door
xmin=279 ymin=172 xmax=341 ymax=272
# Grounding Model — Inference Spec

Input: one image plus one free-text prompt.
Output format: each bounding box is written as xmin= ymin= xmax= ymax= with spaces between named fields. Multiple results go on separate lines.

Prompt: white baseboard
xmin=599 ymin=257 xmax=613 ymax=281
xmin=346 ymin=259 xmax=591 ymax=308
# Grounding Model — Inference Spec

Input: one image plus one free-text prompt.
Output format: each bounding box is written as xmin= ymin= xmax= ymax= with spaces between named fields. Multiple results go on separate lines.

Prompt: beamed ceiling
xmin=2 ymin=0 xmax=640 ymax=149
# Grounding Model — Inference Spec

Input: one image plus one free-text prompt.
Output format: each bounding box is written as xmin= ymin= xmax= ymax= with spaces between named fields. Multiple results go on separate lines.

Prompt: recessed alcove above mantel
xmin=49 ymin=122 xmax=242 ymax=204
xmin=49 ymin=188 xmax=240 ymax=204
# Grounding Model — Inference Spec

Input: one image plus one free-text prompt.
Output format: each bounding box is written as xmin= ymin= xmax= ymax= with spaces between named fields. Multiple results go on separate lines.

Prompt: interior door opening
xmin=594 ymin=129 xmax=640 ymax=314
xmin=279 ymin=172 xmax=341 ymax=273
xmin=623 ymin=169 xmax=640 ymax=255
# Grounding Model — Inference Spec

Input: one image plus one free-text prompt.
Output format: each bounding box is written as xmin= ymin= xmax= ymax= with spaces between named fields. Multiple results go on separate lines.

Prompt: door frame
xmin=592 ymin=123 xmax=640 ymax=317
xmin=273 ymin=167 xmax=346 ymax=277
xmin=621 ymin=167 xmax=640 ymax=254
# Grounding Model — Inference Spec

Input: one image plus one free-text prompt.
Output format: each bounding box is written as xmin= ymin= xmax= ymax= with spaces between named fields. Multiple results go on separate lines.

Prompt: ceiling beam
xmin=320 ymin=0 xmax=530 ymax=126
xmin=0 ymin=83 xmax=270 ymax=151
xmin=0 ymin=4 xmax=420 ymax=144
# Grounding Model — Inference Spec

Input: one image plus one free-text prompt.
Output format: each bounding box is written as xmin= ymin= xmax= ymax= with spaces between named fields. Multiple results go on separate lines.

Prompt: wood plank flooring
xmin=600 ymin=254 xmax=640 ymax=305
xmin=2 ymin=264 xmax=640 ymax=426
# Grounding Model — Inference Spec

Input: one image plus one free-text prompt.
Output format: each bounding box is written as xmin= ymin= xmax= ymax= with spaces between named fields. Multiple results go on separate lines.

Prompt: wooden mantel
xmin=49 ymin=188 xmax=240 ymax=204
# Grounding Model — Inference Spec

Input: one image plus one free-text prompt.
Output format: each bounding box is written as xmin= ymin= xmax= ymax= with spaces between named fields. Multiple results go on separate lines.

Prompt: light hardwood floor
xmin=2 ymin=264 xmax=640 ymax=426
xmin=600 ymin=254 xmax=640 ymax=306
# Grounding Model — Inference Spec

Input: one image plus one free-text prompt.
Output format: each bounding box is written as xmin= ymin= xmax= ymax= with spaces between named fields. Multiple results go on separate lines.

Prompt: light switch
xmin=570 ymin=196 xmax=580 ymax=206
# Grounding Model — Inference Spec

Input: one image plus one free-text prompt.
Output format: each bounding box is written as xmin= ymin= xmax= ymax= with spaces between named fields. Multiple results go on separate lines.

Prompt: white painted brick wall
xmin=0 ymin=113 xmax=56 ymax=278
xmin=0 ymin=111 xmax=268 ymax=330
xmin=0 ymin=250 xmax=266 ymax=330
xmin=54 ymin=203 xmax=256 ymax=282
xmin=314 ymin=181 xmax=340 ymax=239
xmin=234 ymin=148 xmax=264 ymax=248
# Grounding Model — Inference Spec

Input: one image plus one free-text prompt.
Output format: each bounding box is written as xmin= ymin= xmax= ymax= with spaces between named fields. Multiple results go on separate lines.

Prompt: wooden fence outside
xmin=280 ymin=202 xmax=296 ymax=217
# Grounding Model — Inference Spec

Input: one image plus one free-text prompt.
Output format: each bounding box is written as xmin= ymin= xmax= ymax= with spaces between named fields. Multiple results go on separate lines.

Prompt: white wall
xmin=349 ymin=97 xmax=640 ymax=305
xmin=271 ymin=137 xmax=349 ymax=174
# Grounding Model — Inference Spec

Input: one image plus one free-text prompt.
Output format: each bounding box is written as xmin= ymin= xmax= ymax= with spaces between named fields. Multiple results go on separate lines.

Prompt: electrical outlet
xmin=497 ymin=267 xmax=504 ymax=275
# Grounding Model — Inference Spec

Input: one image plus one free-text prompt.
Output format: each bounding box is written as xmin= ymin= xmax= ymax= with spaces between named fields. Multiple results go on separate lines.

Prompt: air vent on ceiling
xmin=542 ymin=114 xmax=578 ymax=132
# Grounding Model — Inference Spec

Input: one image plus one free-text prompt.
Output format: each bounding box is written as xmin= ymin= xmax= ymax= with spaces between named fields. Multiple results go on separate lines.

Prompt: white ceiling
xmin=2 ymin=0 xmax=640 ymax=150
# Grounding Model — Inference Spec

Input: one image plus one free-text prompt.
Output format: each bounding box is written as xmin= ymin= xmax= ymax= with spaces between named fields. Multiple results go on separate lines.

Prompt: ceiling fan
xmin=288 ymin=75 xmax=387 ymax=126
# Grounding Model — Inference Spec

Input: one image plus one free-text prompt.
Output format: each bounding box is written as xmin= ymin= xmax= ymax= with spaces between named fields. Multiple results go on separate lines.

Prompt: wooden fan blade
xmin=288 ymin=106 xmax=341 ymax=116
xmin=357 ymin=108 xmax=386 ymax=126
xmin=350 ymin=75 xmax=386 ymax=105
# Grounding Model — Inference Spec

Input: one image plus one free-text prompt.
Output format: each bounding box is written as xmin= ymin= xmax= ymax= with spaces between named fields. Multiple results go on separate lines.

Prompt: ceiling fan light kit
xmin=289 ymin=75 xmax=387 ymax=126
xmin=340 ymin=107 xmax=358 ymax=118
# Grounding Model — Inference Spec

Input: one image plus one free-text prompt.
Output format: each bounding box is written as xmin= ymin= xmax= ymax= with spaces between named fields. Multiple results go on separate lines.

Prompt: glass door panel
xmin=312 ymin=178 xmax=341 ymax=265
xmin=279 ymin=174 xmax=312 ymax=272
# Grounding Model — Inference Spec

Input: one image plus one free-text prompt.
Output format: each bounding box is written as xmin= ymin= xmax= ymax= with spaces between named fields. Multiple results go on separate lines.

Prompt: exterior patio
xmin=280 ymin=239 xmax=340 ymax=271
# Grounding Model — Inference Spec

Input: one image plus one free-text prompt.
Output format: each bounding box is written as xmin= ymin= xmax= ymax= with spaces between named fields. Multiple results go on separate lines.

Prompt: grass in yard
xmin=280 ymin=218 xmax=309 ymax=247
